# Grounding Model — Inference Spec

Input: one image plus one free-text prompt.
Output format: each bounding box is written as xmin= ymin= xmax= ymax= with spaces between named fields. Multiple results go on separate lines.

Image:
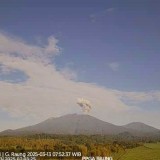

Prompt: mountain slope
xmin=0 ymin=114 xmax=159 ymax=136
xmin=0 ymin=114 xmax=126 ymax=135
xmin=123 ymin=122 xmax=160 ymax=133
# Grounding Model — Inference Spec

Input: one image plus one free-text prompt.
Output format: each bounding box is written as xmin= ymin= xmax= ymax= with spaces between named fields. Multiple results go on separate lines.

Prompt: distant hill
xmin=0 ymin=114 xmax=159 ymax=137
xmin=123 ymin=122 xmax=160 ymax=133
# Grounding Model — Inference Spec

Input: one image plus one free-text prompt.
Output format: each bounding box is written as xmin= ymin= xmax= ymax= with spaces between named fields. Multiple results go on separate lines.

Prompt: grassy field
xmin=116 ymin=143 xmax=160 ymax=160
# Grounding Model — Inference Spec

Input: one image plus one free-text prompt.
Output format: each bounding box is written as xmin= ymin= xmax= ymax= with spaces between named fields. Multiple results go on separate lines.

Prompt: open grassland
xmin=117 ymin=143 xmax=160 ymax=160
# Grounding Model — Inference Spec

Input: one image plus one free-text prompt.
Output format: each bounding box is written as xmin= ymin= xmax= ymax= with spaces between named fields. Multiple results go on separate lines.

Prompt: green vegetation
xmin=117 ymin=143 xmax=160 ymax=160
xmin=0 ymin=135 xmax=160 ymax=159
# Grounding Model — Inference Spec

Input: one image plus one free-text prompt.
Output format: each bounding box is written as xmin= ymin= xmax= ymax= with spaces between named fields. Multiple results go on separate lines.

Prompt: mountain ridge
xmin=123 ymin=122 xmax=159 ymax=133
xmin=0 ymin=114 xmax=159 ymax=137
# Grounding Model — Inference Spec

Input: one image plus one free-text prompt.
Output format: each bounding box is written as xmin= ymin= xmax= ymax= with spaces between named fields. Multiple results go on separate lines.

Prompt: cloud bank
xmin=0 ymin=33 xmax=160 ymax=130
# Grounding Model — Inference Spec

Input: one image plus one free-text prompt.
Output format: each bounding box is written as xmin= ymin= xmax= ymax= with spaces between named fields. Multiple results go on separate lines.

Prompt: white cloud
xmin=0 ymin=33 xmax=60 ymax=63
xmin=0 ymin=33 xmax=160 ymax=130
xmin=60 ymin=67 xmax=78 ymax=80
xmin=108 ymin=62 xmax=119 ymax=71
xmin=116 ymin=91 xmax=160 ymax=103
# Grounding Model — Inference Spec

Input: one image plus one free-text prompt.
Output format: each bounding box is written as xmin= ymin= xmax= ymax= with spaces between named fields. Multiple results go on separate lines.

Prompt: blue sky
xmin=1 ymin=0 xmax=160 ymax=91
xmin=0 ymin=0 xmax=160 ymax=130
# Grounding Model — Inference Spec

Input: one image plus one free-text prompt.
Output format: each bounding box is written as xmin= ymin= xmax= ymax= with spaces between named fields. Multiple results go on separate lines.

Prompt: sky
xmin=0 ymin=0 xmax=160 ymax=131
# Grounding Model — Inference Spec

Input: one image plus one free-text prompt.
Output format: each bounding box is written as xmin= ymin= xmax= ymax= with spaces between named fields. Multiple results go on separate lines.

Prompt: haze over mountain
xmin=123 ymin=122 xmax=159 ymax=133
xmin=0 ymin=114 xmax=160 ymax=137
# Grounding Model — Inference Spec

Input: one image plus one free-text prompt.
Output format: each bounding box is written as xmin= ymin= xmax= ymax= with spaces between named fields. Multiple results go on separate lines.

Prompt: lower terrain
xmin=0 ymin=134 xmax=160 ymax=160
xmin=118 ymin=143 xmax=160 ymax=160
xmin=0 ymin=114 xmax=160 ymax=159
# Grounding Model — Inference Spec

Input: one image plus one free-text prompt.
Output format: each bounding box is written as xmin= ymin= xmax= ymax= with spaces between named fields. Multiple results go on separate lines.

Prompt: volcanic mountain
xmin=0 ymin=114 xmax=160 ymax=136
